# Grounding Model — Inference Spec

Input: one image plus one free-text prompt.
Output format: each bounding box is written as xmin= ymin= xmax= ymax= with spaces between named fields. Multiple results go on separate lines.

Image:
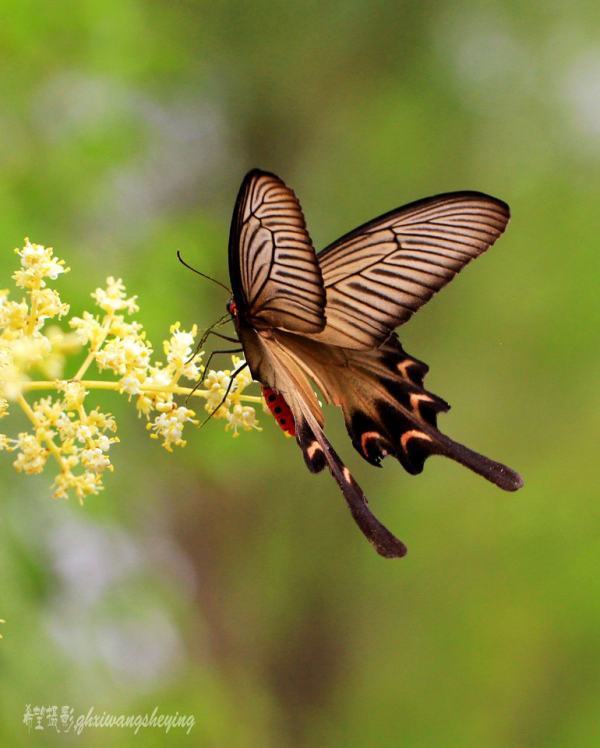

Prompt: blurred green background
xmin=1 ymin=2 xmax=599 ymax=746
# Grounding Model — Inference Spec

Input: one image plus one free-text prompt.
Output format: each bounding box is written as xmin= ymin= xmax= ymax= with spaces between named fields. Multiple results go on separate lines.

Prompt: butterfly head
xmin=226 ymin=299 xmax=238 ymax=317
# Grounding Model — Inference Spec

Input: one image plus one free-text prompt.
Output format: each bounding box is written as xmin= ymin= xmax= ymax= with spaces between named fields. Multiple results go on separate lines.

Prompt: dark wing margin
xmin=294 ymin=401 xmax=407 ymax=558
xmin=228 ymin=169 xmax=326 ymax=333
xmin=264 ymin=331 xmax=407 ymax=558
xmin=316 ymin=191 xmax=510 ymax=349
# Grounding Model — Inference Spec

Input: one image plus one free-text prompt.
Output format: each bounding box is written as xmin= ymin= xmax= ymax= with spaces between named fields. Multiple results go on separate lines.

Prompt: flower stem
xmin=18 ymin=379 xmax=264 ymax=404
xmin=25 ymin=287 xmax=40 ymax=335
xmin=72 ymin=314 xmax=113 ymax=381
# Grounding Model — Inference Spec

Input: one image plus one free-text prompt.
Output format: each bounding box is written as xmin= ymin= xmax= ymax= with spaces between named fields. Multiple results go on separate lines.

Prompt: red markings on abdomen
xmin=262 ymin=386 xmax=296 ymax=437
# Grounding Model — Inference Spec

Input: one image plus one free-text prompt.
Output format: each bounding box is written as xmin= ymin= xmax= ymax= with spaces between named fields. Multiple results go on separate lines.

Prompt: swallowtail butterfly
xmin=220 ymin=169 xmax=523 ymax=558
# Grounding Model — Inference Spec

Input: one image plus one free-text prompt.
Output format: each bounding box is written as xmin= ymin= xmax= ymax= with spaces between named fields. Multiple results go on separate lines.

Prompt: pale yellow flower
xmin=53 ymin=469 xmax=104 ymax=501
xmin=57 ymin=381 xmax=87 ymax=410
xmin=7 ymin=334 xmax=51 ymax=371
xmin=163 ymin=322 xmax=201 ymax=381
xmin=204 ymin=369 xmax=235 ymax=416
xmin=92 ymin=276 xmax=138 ymax=314
xmin=12 ymin=238 xmax=67 ymax=289
xmin=147 ymin=405 xmax=199 ymax=451
xmin=96 ymin=334 xmax=152 ymax=377
xmin=226 ymin=403 xmax=261 ymax=436
xmin=0 ymin=298 xmax=29 ymax=337
xmin=0 ymin=239 xmax=262 ymax=501
xmin=230 ymin=357 xmax=253 ymax=396
xmin=13 ymin=433 xmax=48 ymax=474
xmin=86 ymin=408 xmax=117 ymax=433
xmin=34 ymin=288 xmax=69 ymax=321
xmin=31 ymin=396 xmax=64 ymax=426
xmin=80 ymin=447 xmax=112 ymax=473
xmin=69 ymin=311 xmax=105 ymax=347
xmin=0 ymin=348 xmax=26 ymax=400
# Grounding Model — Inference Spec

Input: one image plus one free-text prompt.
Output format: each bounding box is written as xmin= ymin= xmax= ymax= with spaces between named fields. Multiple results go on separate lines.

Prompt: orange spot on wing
xmin=360 ymin=431 xmax=381 ymax=456
xmin=396 ymin=360 xmax=416 ymax=378
xmin=409 ymin=392 xmax=433 ymax=417
xmin=400 ymin=429 xmax=433 ymax=452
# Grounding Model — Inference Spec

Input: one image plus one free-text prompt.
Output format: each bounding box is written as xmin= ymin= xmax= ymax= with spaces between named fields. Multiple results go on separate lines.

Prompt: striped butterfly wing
xmin=228 ymin=169 xmax=326 ymax=333
xmin=315 ymin=192 xmax=510 ymax=349
xmin=297 ymin=191 xmax=520 ymax=494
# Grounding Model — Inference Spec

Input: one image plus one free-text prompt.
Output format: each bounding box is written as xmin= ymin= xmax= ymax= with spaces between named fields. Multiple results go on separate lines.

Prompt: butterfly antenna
xmin=176 ymin=250 xmax=231 ymax=294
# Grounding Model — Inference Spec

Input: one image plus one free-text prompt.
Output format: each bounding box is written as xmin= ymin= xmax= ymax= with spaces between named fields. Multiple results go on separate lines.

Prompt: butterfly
xmin=218 ymin=169 xmax=523 ymax=558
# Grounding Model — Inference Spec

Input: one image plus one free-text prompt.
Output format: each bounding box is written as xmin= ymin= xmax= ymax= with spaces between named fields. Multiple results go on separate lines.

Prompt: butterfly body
xmin=223 ymin=169 xmax=523 ymax=558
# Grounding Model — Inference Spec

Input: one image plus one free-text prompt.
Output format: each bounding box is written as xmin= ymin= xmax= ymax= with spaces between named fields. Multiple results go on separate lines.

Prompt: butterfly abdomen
xmin=262 ymin=386 xmax=296 ymax=437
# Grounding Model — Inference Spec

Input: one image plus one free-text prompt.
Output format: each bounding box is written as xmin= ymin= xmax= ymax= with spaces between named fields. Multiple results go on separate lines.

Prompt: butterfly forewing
xmin=315 ymin=192 xmax=510 ymax=349
xmin=228 ymin=169 xmax=326 ymax=333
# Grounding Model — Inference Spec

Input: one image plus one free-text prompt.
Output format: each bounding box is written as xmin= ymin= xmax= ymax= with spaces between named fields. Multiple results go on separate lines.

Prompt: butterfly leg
xmin=200 ymin=348 xmax=244 ymax=384
xmin=186 ymin=317 xmax=238 ymax=364
xmin=199 ymin=361 xmax=248 ymax=428
xmin=185 ymin=349 xmax=244 ymax=406
xmin=205 ymin=331 xmax=240 ymax=344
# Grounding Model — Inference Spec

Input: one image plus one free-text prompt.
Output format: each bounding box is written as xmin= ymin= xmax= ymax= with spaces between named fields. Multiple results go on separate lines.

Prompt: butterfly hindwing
xmin=228 ymin=169 xmax=326 ymax=333
xmin=242 ymin=326 xmax=407 ymax=557
xmin=270 ymin=330 xmax=523 ymax=492
xmin=342 ymin=336 xmax=523 ymax=490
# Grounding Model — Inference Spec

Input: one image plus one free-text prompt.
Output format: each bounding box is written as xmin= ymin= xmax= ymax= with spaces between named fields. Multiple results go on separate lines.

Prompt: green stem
xmin=72 ymin=314 xmax=113 ymax=381
xmin=17 ymin=379 xmax=264 ymax=404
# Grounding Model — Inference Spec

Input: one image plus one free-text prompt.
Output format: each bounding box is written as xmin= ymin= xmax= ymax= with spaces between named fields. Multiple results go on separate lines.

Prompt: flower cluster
xmin=0 ymin=240 xmax=262 ymax=501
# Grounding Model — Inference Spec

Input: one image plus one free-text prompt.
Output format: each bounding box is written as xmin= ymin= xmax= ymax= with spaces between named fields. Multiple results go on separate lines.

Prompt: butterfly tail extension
xmin=259 ymin=332 xmax=405 ymax=555
xmin=339 ymin=335 xmax=523 ymax=491
xmin=428 ymin=433 xmax=524 ymax=491
xmin=294 ymin=404 xmax=407 ymax=559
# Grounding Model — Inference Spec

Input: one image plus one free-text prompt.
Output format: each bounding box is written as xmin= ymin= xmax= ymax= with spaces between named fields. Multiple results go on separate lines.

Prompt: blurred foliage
xmin=0 ymin=1 xmax=599 ymax=746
